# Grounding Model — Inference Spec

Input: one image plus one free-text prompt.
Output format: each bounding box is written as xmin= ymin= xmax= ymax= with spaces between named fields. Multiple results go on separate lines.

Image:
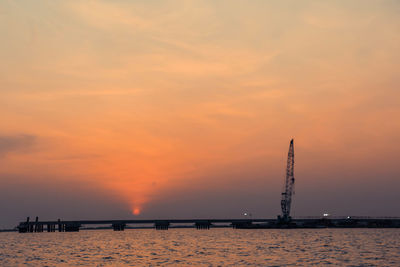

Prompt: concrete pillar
xmin=112 ymin=223 xmax=126 ymax=231
xmin=155 ymin=221 xmax=169 ymax=230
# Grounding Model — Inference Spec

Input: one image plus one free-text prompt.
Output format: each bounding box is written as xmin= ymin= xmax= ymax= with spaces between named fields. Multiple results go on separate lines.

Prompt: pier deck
xmin=17 ymin=217 xmax=400 ymax=232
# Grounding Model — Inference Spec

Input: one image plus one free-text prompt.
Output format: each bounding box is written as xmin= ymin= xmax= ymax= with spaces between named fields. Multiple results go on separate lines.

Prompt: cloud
xmin=0 ymin=134 xmax=36 ymax=157
xmin=66 ymin=0 xmax=153 ymax=31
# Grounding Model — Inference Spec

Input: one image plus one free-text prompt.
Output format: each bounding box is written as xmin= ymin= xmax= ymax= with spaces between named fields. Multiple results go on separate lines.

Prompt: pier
xmin=17 ymin=217 xmax=273 ymax=232
xmin=17 ymin=216 xmax=400 ymax=233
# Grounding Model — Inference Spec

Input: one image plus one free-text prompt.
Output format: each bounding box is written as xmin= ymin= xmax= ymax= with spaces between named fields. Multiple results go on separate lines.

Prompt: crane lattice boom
xmin=280 ymin=139 xmax=295 ymax=222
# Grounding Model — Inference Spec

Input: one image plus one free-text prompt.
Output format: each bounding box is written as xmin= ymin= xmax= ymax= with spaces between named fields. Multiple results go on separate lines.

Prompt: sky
xmin=0 ymin=0 xmax=399 ymax=228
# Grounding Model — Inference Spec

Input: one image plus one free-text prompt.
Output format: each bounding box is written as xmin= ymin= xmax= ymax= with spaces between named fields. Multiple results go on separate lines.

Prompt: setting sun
xmin=132 ymin=208 xmax=141 ymax=216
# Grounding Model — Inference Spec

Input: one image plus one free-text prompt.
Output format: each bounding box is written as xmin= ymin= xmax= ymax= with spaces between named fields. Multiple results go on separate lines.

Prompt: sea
xmin=0 ymin=228 xmax=399 ymax=266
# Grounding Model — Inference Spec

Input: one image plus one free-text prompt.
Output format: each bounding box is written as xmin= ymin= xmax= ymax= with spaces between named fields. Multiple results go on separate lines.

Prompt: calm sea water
xmin=0 ymin=228 xmax=399 ymax=266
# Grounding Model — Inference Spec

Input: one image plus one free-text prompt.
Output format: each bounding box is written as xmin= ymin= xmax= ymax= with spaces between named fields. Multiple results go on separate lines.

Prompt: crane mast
xmin=279 ymin=139 xmax=295 ymax=222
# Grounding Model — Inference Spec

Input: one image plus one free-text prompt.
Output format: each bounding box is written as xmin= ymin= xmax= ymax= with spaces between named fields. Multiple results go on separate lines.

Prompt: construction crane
xmin=278 ymin=139 xmax=295 ymax=223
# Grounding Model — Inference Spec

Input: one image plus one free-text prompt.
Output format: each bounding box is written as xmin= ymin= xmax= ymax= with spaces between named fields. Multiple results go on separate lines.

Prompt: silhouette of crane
xmin=278 ymin=139 xmax=295 ymax=223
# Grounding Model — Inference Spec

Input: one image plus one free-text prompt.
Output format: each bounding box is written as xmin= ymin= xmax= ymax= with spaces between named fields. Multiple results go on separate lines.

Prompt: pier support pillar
xmin=112 ymin=223 xmax=126 ymax=231
xmin=18 ymin=225 xmax=28 ymax=233
xmin=18 ymin=217 xmax=30 ymax=233
xmin=58 ymin=219 xmax=64 ymax=232
xmin=155 ymin=221 xmax=169 ymax=230
xmin=195 ymin=221 xmax=211 ymax=230
xmin=34 ymin=217 xmax=39 ymax=232
xmin=231 ymin=221 xmax=253 ymax=229
xmin=65 ymin=223 xmax=80 ymax=232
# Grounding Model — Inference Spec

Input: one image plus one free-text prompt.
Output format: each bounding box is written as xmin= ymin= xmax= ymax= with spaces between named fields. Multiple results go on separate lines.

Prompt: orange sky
xmin=0 ymin=1 xmax=399 ymax=226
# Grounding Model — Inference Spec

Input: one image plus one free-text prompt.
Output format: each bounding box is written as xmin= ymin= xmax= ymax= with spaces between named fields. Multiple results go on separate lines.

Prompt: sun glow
xmin=132 ymin=207 xmax=141 ymax=215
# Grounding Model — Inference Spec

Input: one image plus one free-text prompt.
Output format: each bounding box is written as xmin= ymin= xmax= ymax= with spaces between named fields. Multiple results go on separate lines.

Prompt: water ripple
xmin=0 ymin=229 xmax=399 ymax=266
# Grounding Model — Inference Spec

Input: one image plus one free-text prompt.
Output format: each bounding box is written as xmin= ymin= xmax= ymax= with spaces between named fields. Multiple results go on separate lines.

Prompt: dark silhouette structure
xmin=278 ymin=139 xmax=295 ymax=223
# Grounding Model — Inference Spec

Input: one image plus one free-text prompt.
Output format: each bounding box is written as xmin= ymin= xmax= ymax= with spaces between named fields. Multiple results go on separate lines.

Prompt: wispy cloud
xmin=0 ymin=134 xmax=36 ymax=157
xmin=66 ymin=0 xmax=154 ymax=31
